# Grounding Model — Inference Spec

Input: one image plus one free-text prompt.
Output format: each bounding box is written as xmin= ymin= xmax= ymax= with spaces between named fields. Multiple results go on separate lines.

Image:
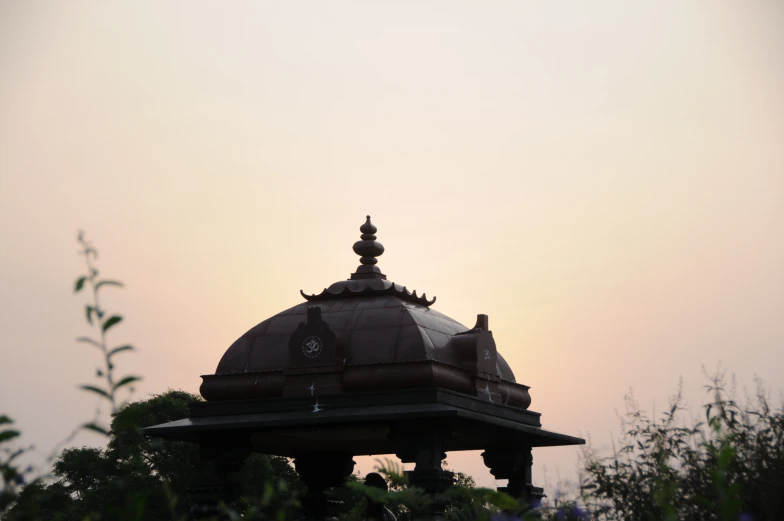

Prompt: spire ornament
xmin=299 ymin=215 xmax=436 ymax=306
xmin=351 ymin=216 xmax=386 ymax=280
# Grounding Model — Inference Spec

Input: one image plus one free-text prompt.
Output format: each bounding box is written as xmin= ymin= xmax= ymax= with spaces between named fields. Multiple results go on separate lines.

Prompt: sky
xmin=0 ymin=1 xmax=782 ymax=490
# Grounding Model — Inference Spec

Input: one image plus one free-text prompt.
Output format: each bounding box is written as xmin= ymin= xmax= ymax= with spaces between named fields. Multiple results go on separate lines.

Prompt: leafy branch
xmin=0 ymin=416 xmax=34 ymax=513
xmin=74 ymin=231 xmax=141 ymax=435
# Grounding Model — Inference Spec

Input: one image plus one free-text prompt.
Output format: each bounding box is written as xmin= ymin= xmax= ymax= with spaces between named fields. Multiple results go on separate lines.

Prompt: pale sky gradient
xmin=1 ymin=1 xmax=782 ymax=489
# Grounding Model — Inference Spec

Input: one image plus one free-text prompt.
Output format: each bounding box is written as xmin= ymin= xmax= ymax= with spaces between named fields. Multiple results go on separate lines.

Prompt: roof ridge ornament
xmin=351 ymin=216 xmax=386 ymax=280
xmin=299 ymin=215 xmax=437 ymax=306
xmin=300 ymin=284 xmax=436 ymax=307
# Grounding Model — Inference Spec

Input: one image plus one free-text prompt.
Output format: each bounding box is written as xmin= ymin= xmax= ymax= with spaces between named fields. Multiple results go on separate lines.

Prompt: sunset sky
xmin=1 ymin=1 xmax=782 ymax=488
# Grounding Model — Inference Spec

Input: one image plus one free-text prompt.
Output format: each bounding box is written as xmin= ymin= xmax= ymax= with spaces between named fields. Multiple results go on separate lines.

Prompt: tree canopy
xmin=5 ymin=391 xmax=301 ymax=521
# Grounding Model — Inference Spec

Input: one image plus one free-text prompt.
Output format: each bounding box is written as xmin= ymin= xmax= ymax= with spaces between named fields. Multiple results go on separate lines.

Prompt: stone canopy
xmin=202 ymin=216 xmax=527 ymax=409
xmin=144 ymin=216 xmax=584 ymax=520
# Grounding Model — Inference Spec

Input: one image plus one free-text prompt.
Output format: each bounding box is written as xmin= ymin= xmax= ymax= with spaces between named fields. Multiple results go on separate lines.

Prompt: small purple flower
xmin=14 ymin=474 xmax=25 ymax=486
xmin=554 ymin=505 xmax=589 ymax=521
xmin=530 ymin=498 xmax=542 ymax=510
xmin=737 ymin=514 xmax=754 ymax=521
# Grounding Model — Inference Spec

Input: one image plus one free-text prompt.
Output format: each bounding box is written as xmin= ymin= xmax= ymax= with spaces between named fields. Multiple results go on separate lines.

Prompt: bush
xmin=580 ymin=373 xmax=784 ymax=521
xmin=4 ymin=391 xmax=301 ymax=521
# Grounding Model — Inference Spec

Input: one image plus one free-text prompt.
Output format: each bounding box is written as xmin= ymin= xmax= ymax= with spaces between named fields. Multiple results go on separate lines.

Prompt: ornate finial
xmin=301 ymin=215 xmax=436 ymax=305
xmin=359 ymin=215 xmax=377 ymax=238
xmin=351 ymin=216 xmax=386 ymax=280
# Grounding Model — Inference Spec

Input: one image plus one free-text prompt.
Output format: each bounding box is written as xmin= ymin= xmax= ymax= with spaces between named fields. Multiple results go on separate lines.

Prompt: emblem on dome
xmin=289 ymin=306 xmax=341 ymax=367
xmin=302 ymin=336 xmax=323 ymax=358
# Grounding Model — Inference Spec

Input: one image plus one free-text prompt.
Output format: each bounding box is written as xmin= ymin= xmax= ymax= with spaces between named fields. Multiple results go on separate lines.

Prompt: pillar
xmin=189 ymin=433 xmax=252 ymax=519
xmin=391 ymin=426 xmax=454 ymax=521
xmin=294 ymin=451 xmax=356 ymax=520
xmin=481 ymin=444 xmax=544 ymax=507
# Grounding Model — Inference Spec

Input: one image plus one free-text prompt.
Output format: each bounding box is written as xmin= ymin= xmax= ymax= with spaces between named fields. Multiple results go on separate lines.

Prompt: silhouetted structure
xmin=145 ymin=216 xmax=584 ymax=520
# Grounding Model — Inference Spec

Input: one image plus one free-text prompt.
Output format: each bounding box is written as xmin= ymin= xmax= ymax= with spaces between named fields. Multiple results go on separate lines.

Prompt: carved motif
xmin=302 ymin=336 xmax=323 ymax=358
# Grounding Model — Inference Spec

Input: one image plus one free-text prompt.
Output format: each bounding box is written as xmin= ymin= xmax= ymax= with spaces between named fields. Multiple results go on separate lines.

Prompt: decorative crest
xmin=299 ymin=215 xmax=437 ymax=306
xmin=351 ymin=216 xmax=386 ymax=280
xmin=300 ymin=283 xmax=436 ymax=307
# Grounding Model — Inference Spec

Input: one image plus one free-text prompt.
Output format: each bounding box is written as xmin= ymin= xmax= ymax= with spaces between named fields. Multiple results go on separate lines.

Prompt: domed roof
xmin=216 ymin=293 xmax=516 ymax=381
xmin=201 ymin=217 xmax=529 ymax=409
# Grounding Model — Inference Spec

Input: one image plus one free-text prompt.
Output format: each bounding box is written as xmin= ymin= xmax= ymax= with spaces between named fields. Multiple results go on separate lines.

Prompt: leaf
xmin=95 ymin=280 xmax=124 ymax=291
xmin=79 ymin=384 xmax=111 ymax=400
xmin=108 ymin=345 xmax=135 ymax=359
xmin=85 ymin=305 xmax=94 ymax=325
xmin=0 ymin=415 xmax=13 ymax=426
xmin=463 ymin=487 xmax=520 ymax=510
xmin=102 ymin=315 xmax=123 ymax=332
xmin=82 ymin=422 xmax=109 ymax=436
xmin=6 ymin=447 xmax=25 ymax=464
xmin=76 ymin=337 xmax=102 ymax=349
xmin=113 ymin=375 xmax=142 ymax=391
xmin=74 ymin=276 xmax=87 ymax=293
xmin=0 ymin=429 xmax=21 ymax=443
xmin=346 ymin=482 xmax=390 ymax=504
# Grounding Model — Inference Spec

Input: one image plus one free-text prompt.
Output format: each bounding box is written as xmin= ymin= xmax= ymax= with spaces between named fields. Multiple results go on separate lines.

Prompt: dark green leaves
xmin=0 ymin=428 xmax=21 ymax=444
xmin=108 ymin=345 xmax=135 ymax=359
xmin=12 ymin=392 xmax=306 ymax=521
xmin=578 ymin=374 xmax=784 ymax=521
xmin=0 ymin=415 xmax=21 ymax=458
xmin=74 ymin=276 xmax=87 ymax=293
xmin=73 ymin=233 xmax=138 ymax=439
xmin=81 ymin=423 xmax=109 ymax=436
xmin=452 ymin=486 xmax=521 ymax=511
xmin=113 ymin=376 xmax=141 ymax=392
xmin=101 ymin=315 xmax=123 ymax=332
xmin=79 ymin=385 xmax=111 ymax=400
xmin=95 ymin=280 xmax=123 ymax=291
xmin=76 ymin=336 xmax=101 ymax=348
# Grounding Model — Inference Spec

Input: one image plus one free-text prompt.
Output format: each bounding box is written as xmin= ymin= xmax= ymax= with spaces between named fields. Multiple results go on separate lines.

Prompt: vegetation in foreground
xmin=579 ymin=374 xmax=783 ymax=521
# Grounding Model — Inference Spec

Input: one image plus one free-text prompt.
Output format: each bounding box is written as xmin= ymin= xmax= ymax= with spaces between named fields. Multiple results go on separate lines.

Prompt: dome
xmin=200 ymin=217 xmax=530 ymax=409
xmin=215 ymin=292 xmax=517 ymax=379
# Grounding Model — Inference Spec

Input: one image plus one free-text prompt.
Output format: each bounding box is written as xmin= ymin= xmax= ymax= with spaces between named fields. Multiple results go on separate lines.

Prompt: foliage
xmin=4 ymin=391 xmax=302 ymax=521
xmin=0 ymin=232 xmax=138 ymax=515
xmin=220 ymin=479 xmax=302 ymax=521
xmin=342 ymin=458 xmax=587 ymax=521
xmin=74 ymin=231 xmax=142 ymax=435
xmin=580 ymin=373 xmax=784 ymax=521
xmin=0 ymin=416 xmax=35 ymax=513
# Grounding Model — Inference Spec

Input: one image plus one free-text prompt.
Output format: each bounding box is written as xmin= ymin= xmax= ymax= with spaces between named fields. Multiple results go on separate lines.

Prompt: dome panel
xmin=247 ymin=334 xmax=289 ymax=371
